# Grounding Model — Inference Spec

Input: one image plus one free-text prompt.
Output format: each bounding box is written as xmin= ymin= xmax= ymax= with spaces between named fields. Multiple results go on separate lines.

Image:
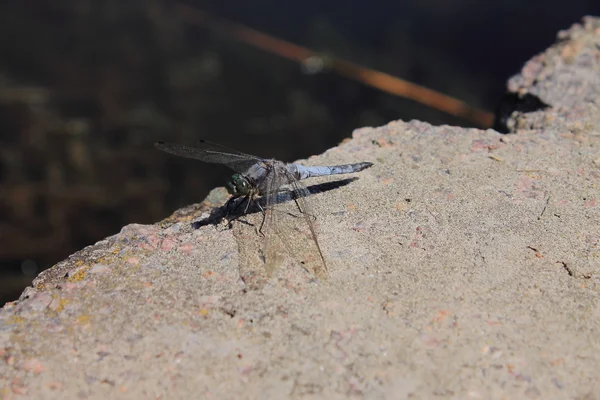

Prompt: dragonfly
xmin=155 ymin=140 xmax=373 ymax=279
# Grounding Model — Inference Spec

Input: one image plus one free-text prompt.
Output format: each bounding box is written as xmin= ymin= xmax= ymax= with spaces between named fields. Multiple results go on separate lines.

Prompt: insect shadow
xmin=192 ymin=177 xmax=360 ymax=229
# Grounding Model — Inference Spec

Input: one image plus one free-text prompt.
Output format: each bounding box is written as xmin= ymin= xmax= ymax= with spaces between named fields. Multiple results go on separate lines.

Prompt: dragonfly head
xmin=226 ymin=173 xmax=252 ymax=197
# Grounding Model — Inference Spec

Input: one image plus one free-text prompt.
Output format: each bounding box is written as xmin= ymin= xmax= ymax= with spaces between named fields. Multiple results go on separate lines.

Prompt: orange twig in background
xmin=176 ymin=3 xmax=494 ymax=128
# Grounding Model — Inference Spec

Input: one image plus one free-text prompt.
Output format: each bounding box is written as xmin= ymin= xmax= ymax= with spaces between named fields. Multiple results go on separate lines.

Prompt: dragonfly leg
xmin=291 ymin=191 xmax=317 ymax=221
xmin=243 ymin=196 xmax=254 ymax=214
xmin=256 ymin=201 xmax=267 ymax=237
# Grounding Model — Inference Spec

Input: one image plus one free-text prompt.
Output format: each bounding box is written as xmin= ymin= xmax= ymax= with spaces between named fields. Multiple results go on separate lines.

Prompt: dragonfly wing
xmin=262 ymin=165 xmax=328 ymax=280
xmin=154 ymin=141 xmax=260 ymax=173
xmin=261 ymin=188 xmax=287 ymax=278
xmin=194 ymin=139 xmax=261 ymax=159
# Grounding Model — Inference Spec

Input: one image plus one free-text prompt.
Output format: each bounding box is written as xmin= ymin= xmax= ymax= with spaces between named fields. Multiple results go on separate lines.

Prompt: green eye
xmin=226 ymin=174 xmax=251 ymax=196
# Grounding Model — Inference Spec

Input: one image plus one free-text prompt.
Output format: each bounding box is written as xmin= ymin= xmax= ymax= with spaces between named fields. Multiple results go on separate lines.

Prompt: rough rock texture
xmin=499 ymin=16 xmax=600 ymax=134
xmin=1 ymin=17 xmax=600 ymax=400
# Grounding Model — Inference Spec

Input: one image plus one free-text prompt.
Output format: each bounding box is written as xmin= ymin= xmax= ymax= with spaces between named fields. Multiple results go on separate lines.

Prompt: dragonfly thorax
xmin=226 ymin=173 xmax=254 ymax=197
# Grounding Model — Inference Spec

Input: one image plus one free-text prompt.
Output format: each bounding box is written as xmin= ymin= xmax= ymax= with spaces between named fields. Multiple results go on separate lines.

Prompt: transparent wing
xmin=154 ymin=140 xmax=261 ymax=173
xmin=261 ymin=165 xmax=327 ymax=279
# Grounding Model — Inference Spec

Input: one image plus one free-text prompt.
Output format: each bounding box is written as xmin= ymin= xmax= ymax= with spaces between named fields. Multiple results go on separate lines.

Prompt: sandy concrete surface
xmin=1 ymin=17 xmax=600 ymax=400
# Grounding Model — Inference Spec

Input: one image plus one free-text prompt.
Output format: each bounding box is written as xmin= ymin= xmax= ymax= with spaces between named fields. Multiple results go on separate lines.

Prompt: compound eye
xmin=230 ymin=174 xmax=251 ymax=196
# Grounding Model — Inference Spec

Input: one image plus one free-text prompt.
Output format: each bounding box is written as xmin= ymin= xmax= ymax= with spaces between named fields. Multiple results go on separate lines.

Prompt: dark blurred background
xmin=1 ymin=0 xmax=599 ymax=305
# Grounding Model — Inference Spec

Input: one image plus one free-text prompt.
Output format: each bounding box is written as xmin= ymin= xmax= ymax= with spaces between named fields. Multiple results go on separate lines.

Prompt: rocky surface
xmin=1 ymin=17 xmax=600 ymax=400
